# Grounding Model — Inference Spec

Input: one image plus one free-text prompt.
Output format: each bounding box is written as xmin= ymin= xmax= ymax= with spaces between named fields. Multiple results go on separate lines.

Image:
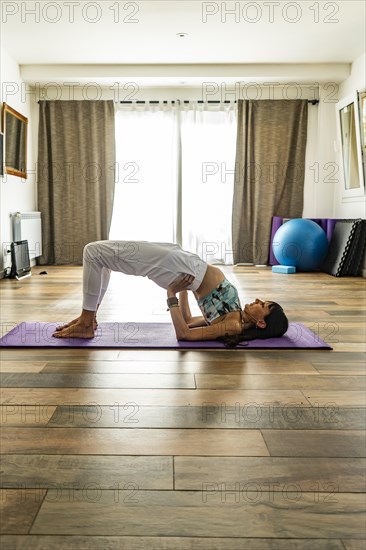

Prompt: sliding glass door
xmin=180 ymin=102 xmax=237 ymax=264
xmin=109 ymin=103 xmax=179 ymax=242
xmin=110 ymin=102 xmax=237 ymax=265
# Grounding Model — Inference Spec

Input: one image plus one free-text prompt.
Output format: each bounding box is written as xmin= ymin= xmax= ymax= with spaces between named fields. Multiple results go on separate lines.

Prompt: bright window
xmin=110 ymin=102 xmax=237 ymax=264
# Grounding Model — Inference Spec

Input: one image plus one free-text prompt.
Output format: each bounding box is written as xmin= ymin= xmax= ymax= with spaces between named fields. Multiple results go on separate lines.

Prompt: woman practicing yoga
xmin=53 ymin=240 xmax=288 ymax=346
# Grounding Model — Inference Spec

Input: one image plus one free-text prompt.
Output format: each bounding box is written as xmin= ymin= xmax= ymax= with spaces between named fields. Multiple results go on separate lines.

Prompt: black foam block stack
xmin=321 ymin=219 xmax=366 ymax=277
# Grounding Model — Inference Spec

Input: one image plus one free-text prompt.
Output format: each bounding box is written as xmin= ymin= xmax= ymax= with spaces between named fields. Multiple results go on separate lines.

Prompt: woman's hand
xmin=167 ymin=274 xmax=195 ymax=296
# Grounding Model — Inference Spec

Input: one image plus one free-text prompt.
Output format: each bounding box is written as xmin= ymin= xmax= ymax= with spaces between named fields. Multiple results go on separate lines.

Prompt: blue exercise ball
xmin=273 ymin=219 xmax=329 ymax=271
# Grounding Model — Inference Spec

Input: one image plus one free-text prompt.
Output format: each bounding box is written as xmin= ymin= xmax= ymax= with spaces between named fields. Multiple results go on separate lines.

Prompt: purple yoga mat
xmin=0 ymin=322 xmax=332 ymax=349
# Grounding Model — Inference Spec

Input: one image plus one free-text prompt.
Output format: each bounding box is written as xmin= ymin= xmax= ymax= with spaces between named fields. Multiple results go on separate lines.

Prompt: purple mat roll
xmin=0 ymin=322 xmax=332 ymax=349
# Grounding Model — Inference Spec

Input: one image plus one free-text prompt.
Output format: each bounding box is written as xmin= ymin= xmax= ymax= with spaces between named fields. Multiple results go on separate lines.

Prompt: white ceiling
xmin=1 ymin=0 xmax=365 ymax=85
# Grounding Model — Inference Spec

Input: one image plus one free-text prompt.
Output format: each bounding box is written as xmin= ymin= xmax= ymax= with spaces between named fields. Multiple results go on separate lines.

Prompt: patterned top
xmin=197 ymin=278 xmax=242 ymax=324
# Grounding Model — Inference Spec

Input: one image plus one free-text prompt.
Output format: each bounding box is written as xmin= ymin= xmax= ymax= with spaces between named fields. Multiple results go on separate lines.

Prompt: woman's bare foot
xmin=55 ymin=317 xmax=79 ymax=331
xmin=56 ymin=317 xmax=98 ymax=331
xmin=53 ymin=321 xmax=95 ymax=339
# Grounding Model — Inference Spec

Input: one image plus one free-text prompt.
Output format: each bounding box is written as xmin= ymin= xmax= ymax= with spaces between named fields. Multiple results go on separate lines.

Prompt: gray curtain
xmin=37 ymin=100 xmax=115 ymax=264
xmin=232 ymin=99 xmax=308 ymax=264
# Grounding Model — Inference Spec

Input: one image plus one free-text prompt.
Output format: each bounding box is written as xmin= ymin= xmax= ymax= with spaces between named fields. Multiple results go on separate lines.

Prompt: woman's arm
xmin=179 ymin=290 xmax=208 ymax=328
xmin=169 ymin=304 xmax=240 ymax=341
xmin=167 ymin=277 xmax=240 ymax=341
xmin=179 ymin=290 xmax=191 ymax=322
xmin=167 ymin=278 xmax=195 ymax=339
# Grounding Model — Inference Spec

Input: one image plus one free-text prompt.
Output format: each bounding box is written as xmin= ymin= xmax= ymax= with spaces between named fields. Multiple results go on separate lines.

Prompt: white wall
xmin=0 ymin=48 xmax=37 ymax=273
xmin=334 ymin=51 xmax=366 ymax=218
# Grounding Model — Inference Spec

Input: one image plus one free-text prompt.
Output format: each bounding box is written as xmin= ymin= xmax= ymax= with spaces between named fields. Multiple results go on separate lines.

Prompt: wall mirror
xmin=359 ymin=90 xmax=366 ymax=184
xmin=1 ymin=103 xmax=28 ymax=179
xmin=336 ymin=92 xmax=365 ymax=199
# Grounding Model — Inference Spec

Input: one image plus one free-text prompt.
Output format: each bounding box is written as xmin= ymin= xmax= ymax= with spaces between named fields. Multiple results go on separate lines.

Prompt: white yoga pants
xmin=82 ymin=240 xmax=208 ymax=311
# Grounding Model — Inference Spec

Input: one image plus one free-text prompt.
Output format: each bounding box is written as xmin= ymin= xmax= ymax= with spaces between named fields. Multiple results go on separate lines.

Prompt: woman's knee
xmin=83 ymin=242 xmax=103 ymax=264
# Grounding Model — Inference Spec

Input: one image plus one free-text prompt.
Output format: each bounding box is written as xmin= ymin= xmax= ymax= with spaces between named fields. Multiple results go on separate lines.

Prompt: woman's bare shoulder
xmin=210 ymin=311 xmax=242 ymax=331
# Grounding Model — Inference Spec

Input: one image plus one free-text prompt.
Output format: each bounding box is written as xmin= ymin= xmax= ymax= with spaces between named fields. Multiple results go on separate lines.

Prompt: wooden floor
xmin=0 ymin=265 xmax=365 ymax=550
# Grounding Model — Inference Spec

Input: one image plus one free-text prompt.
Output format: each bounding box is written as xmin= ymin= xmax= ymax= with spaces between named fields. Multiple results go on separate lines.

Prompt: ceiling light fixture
xmin=176 ymin=32 xmax=188 ymax=38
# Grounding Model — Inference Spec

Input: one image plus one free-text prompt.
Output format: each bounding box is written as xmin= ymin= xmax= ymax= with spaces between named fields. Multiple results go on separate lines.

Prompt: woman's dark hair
xmin=217 ymin=302 xmax=289 ymax=348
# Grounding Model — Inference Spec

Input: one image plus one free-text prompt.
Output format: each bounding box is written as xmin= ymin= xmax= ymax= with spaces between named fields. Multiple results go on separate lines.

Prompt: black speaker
xmin=10 ymin=240 xmax=31 ymax=279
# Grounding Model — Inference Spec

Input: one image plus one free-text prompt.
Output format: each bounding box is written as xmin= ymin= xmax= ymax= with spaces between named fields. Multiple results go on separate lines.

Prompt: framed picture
xmin=0 ymin=132 xmax=3 ymax=176
xmin=1 ymin=103 xmax=28 ymax=179
xmin=358 ymin=90 xmax=366 ymax=184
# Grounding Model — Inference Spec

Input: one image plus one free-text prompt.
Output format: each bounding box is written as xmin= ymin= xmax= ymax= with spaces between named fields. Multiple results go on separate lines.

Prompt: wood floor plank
xmin=312 ymin=363 xmax=366 ymax=376
xmin=313 ymin=327 xmax=366 ymax=344
xmin=29 ymin=490 xmax=366 ymax=538
xmin=0 ymin=388 xmax=311 ymax=406
xmin=0 ymin=455 xmax=173 ymax=489
xmin=0 ymin=350 xmax=122 ymax=360
xmin=0 ymin=489 xmax=46 ymax=534
xmin=342 ymin=541 xmax=366 ymax=550
xmin=3 ymin=372 xmax=364 ymax=393
xmin=0 ymin=405 xmax=57 ymax=426
xmin=174 ymin=456 xmax=365 ymax=491
xmin=40 ymin=359 xmax=320 ymax=375
xmin=304 ymin=390 xmax=366 ymax=407
xmin=0 ymin=361 xmax=47 ymax=373
xmin=1 ymin=349 xmax=365 ymax=362
xmin=0 ymin=373 xmax=196 ymax=389
xmin=261 ymin=430 xmax=366 ymax=457
xmin=0 ymin=535 xmax=348 ymax=550
xmin=195 ymin=374 xmax=365 ymax=390
xmin=329 ymin=343 xmax=366 ymax=352
xmin=0 ymin=428 xmax=269 ymax=456
xmin=117 ymin=349 xmax=366 ymax=362
xmin=46 ymin=405 xmax=366 ymax=430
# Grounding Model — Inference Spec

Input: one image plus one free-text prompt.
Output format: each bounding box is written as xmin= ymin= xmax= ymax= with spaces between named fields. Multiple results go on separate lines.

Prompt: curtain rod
xmin=36 ymin=99 xmax=319 ymax=105
xmin=118 ymin=99 xmax=319 ymax=105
